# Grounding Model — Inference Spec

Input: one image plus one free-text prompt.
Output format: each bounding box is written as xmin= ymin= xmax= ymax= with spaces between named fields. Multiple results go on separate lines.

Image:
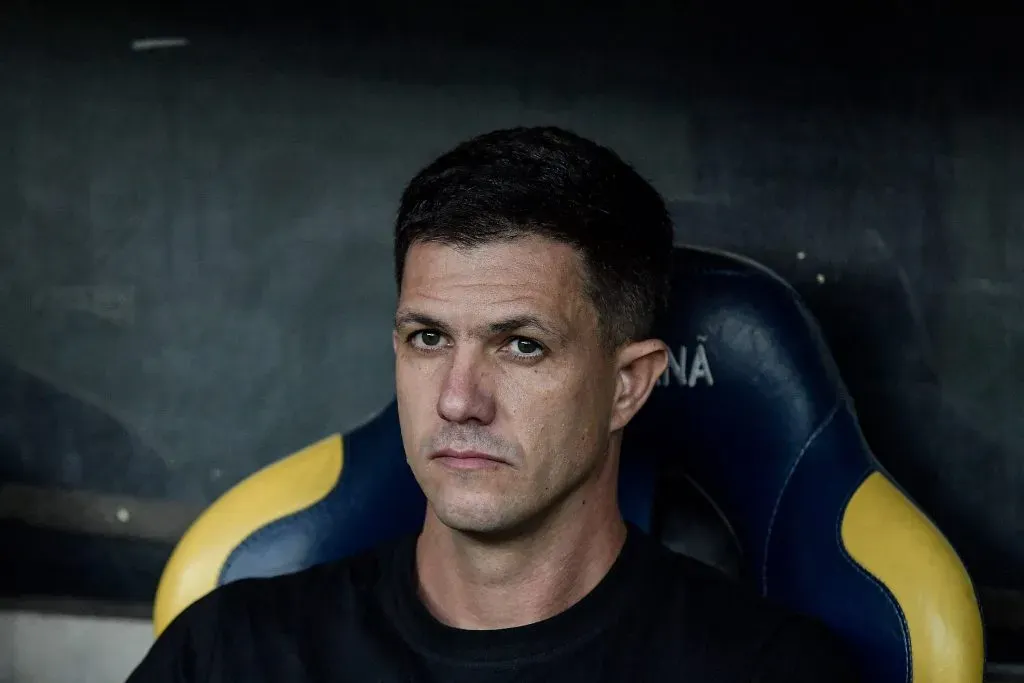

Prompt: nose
xmin=437 ymin=347 xmax=496 ymax=425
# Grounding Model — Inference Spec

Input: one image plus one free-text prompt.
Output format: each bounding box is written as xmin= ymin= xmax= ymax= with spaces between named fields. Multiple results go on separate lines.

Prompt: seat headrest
xmin=632 ymin=245 xmax=857 ymax=575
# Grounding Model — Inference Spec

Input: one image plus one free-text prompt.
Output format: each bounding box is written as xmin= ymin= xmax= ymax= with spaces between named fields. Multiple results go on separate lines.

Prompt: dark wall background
xmin=1 ymin=5 xmax=1021 ymax=616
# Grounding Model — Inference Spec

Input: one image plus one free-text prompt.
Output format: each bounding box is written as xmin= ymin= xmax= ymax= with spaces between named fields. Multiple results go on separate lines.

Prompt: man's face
xmin=393 ymin=236 xmax=629 ymax=535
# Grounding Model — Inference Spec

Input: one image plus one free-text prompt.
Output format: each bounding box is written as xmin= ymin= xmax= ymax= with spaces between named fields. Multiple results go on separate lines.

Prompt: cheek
xmin=498 ymin=361 xmax=610 ymax=461
xmin=396 ymin=349 xmax=443 ymax=389
xmin=395 ymin=355 xmax=440 ymax=424
xmin=562 ymin=361 xmax=616 ymax=455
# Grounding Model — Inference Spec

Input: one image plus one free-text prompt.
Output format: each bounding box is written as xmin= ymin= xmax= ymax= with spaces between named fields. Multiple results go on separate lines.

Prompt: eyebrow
xmin=394 ymin=310 xmax=567 ymax=343
xmin=394 ymin=311 xmax=448 ymax=332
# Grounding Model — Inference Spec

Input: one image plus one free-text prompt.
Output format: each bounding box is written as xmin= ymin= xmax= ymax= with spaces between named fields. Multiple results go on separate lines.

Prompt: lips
xmin=430 ymin=449 xmax=509 ymax=469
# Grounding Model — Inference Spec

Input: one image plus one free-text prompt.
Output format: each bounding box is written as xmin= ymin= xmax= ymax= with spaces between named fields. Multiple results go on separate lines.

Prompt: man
xmin=128 ymin=126 xmax=857 ymax=681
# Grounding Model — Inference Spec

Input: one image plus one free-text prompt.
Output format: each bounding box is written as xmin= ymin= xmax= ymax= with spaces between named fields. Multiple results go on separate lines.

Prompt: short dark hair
xmin=394 ymin=126 xmax=673 ymax=346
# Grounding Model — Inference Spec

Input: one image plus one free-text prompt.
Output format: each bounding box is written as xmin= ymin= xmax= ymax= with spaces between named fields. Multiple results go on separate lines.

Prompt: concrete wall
xmin=4 ymin=14 xmax=1022 ymax=596
xmin=0 ymin=609 xmax=150 ymax=683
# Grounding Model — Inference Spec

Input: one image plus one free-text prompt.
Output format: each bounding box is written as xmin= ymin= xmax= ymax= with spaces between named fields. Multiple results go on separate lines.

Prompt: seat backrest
xmin=632 ymin=247 xmax=984 ymax=683
xmin=154 ymin=246 xmax=984 ymax=683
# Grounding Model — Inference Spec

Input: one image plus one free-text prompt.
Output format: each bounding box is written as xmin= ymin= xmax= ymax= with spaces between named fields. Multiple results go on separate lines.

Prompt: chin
xmin=429 ymin=492 xmax=520 ymax=535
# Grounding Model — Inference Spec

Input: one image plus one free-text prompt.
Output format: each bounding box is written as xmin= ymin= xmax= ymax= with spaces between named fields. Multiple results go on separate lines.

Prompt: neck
xmin=414 ymin=455 xmax=627 ymax=630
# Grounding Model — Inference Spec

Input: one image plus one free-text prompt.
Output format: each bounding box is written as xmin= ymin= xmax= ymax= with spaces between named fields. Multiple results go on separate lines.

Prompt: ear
xmin=392 ymin=329 xmax=399 ymax=354
xmin=609 ymin=338 xmax=668 ymax=432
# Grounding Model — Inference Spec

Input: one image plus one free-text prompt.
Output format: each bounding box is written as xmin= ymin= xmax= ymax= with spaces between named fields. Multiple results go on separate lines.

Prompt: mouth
xmin=429 ymin=449 xmax=510 ymax=470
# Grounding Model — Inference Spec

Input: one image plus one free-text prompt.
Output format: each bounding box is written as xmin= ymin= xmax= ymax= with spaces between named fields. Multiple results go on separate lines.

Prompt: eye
xmin=409 ymin=330 xmax=448 ymax=350
xmin=506 ymin=337 xmax=544 ymax=359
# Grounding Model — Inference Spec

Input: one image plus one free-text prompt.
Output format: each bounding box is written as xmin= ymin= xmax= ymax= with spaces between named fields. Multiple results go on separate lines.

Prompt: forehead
xmin=398 ymin=237 xmax=589 ymax=320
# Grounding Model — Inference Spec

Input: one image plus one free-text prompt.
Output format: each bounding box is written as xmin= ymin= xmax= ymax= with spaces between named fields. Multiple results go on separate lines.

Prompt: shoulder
xmin=128 ymin=540 xmax=409 ymax=681
xmin=170 ymin=536 xmax=408 ymax=634
xmin=750 ymin=613 xmax=859 ymax=682
xmin=642 ymin=542 xmax=856 ymax=681
xmin=644 ymin=539 xmax=790 ymax=634
xmin=217 ymin=537 xmax=406 ymax=616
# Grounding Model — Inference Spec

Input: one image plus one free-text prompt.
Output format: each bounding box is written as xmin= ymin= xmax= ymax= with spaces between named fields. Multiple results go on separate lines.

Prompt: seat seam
xmin=834 ymin=474 xmax=912 ymax=683
xmin=761 ymin=399 xmax=841 ymax=595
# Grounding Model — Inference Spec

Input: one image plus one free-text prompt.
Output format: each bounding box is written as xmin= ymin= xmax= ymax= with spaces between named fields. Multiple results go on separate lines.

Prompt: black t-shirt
xmin=128 ymin=526 xmax=859 ymax=682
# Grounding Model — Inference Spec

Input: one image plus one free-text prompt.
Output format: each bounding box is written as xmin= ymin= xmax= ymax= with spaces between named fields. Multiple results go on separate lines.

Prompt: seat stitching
xmin=761 ymin=399 xmax=841 ymax=595
xmin=834 ymin=474 xmax=912 ymax=683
